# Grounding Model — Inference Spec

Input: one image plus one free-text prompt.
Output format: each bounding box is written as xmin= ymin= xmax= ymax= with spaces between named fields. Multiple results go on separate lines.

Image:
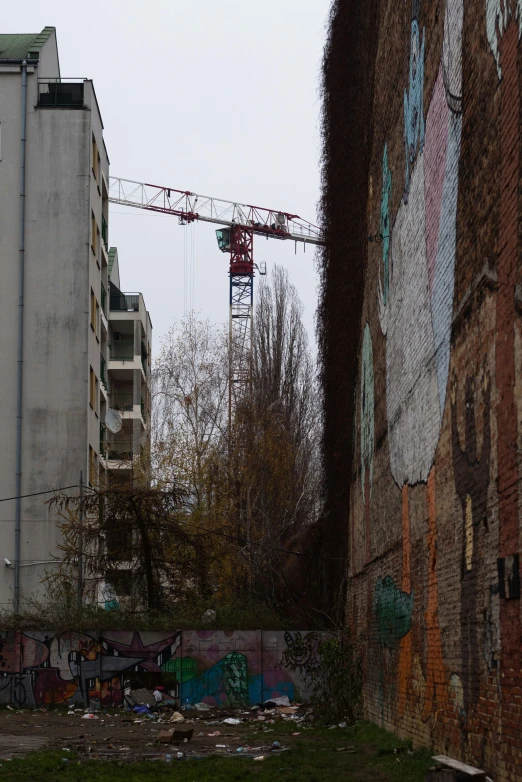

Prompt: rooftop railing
xmin=37 ymin=79 xmax=85 ymax=108
xmin=110 ymin=292 xmax=140 ymax=312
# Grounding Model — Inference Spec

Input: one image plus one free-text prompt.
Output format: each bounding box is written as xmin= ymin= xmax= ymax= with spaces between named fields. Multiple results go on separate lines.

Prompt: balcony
xmin=110 ymin=292 xmax=139 ymax=312
xmin=106 ymin=441 xmax=134 ymax=461
xmin=110 ymin=341 xmax=134 ymax=361
xmin=112 ymin=392 xmax=134 ymax=412
xmin=101 ymin=283 xmax=107 ymax=317
xmin=100 ymin=355 xmax=107 ymax=386
xmin=101 ymin=214 xmax=108 ymax=250
xmin=37 ymin=79 xmax=84 ymax=108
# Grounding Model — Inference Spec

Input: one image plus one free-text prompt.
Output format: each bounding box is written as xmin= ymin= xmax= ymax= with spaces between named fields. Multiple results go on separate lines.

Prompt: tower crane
xmin=108 ymin=177 xmax=324 ymax=421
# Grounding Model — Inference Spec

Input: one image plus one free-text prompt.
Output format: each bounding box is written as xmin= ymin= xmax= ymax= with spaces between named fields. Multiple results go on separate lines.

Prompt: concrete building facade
xmin=0 ymin=28 xmax=151 ymax=610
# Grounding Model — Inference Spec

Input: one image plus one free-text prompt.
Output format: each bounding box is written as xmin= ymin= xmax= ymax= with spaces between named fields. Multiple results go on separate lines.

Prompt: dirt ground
xmin=0 ymin=705 xmax=304 ymax=762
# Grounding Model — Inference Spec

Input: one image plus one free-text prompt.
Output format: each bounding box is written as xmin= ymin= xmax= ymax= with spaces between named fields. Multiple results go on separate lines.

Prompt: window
xmin=92 ymin=134 xmax=98 ymax=181
xmin=91 ymin=211 xmax=97 ymax=255
xmin=89 ymin=366 xmax=98 ymax=410
xmin=105 ymin=570 xmax=133 ymax=597
xmin=89 ymin=445 xmax=97 ymax=486
xmin=106 ymin=518 xmax=133 ymax=562
xmin=90 ymin=289 xmax=97 ymax=332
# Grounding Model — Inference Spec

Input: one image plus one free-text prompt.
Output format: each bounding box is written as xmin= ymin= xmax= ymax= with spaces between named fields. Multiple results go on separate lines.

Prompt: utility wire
xmin=0 ymin=486 xmax=79 ymax=503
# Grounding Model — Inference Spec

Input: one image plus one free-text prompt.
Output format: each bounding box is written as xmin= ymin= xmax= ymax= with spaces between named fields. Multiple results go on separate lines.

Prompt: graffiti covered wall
xmin=320 ymin=0 xmax=522 ymax=779
xmin=0 ymin=630 xmax=315 ymax=708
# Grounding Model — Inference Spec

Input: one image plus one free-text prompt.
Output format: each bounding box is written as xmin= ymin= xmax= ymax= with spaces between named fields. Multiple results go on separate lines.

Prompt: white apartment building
xmin=0 ymin=27 xmax=151 ymax=610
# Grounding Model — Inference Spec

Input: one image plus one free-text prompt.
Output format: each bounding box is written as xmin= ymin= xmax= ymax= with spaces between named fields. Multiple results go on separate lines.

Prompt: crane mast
xmin=108 ymin=176 xmax=323 ymax=423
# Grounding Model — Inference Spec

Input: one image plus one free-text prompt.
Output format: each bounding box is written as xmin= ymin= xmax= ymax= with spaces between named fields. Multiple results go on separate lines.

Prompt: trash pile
xmin=0 ymin=691 xmax=315 ymax=764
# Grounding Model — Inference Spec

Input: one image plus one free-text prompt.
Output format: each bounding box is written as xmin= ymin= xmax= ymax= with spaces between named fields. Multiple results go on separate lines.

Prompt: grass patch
xmin=0 ymin=722 xmax=432 ymax=781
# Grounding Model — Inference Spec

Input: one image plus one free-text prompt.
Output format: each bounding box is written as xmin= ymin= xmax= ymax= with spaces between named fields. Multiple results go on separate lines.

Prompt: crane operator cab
xmin=215 ymin=228 xmax=231 ymax=252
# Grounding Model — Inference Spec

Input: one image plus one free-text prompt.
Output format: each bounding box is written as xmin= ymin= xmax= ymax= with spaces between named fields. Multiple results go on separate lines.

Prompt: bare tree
xmin=231 ymin=265 xmax=322 ymax=605
xmin=49 ymin=485 xmax=207 ymax=611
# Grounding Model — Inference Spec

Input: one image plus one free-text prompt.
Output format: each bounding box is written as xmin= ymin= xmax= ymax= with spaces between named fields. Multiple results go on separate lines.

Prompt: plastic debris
xmin=222 ymin=717 xmax=241 ymax=725
xmin=133 ymin=705 xmax=150 ymax=715
xmin=271 ymin=741 xmax=281 ymax=750
xmin=253 ymin=755 xmax=265 ymax=761
xmin=292 ymin=732 xmax=301 ymax=736
xmin=264 ymin=696 xmax=290 ymax=707
xmin=207 ymin=731 xmax=221 ymax=737
xmin=153 ymin=690 xmax=163 ymax=703
xmin=338 ymin=721 xmax=347 ymax=728
xmin=81 ymin=714 xmax=99 ymax=720
xmin=195 ymin=702 xmax=211 ymax=711
xmin=216 ymin=744 xmax=227 ymax=748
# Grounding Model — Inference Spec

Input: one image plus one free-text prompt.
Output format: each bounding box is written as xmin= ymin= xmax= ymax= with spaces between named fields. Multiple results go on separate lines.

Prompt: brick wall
xmin=320 ymin=1 xmax=522 ymax=778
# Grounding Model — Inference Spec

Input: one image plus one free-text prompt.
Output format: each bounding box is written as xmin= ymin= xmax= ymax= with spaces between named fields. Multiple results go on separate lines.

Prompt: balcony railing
xmin=100 ymin=423 xmax=106 ymax=458
xmin=100 ymin=355 xmax=107 ymax=385
xmin=109 ymin=341 xmax=135 ymax=361
xmin=101 ymin=214 xmax=108 ymax=249
xmin=106 ymin=441 xmax=134 ymax=460
xmin=141 ymin=398 xmax=146 ymax=421
xmin=110 ymin=292 xmax=140 ymax=312
xmin=37 ymin=79 xmax=84 ymax=108
xmin=112 ymin=392 xmax=134 ymax=412
xmin=101 ymin=283 xmax=107 ymax=317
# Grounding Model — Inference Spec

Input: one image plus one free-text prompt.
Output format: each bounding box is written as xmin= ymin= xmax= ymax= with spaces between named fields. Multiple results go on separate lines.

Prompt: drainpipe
xmin=14 ymin=60 xmax=28 ymax=614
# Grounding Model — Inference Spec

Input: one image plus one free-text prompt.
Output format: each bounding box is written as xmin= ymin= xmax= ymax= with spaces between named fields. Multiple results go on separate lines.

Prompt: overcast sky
xmin=6 ymin=0 xmax=329 ymax=354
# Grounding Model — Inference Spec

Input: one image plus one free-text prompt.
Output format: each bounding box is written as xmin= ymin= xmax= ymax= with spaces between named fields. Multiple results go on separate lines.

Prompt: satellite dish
xmin=106 ymin=408 xmax=122 ymax=434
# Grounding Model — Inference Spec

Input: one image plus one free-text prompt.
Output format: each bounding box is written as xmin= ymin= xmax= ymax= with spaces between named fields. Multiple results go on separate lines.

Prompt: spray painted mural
xmin=0 ymin=630 xmax=315 ymax=708
xmin=339 ymin=0 xmax=522 ymax=775
xmin=373 ymin=0 xmax=463 ymax=725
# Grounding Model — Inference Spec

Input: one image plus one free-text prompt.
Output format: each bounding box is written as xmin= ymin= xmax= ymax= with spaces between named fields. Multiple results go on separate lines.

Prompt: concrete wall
xmin=0 ymin=629 xmax=319 ymax=708
xmin=0 ymin=43 xmax=108 ymax=605
xmin=321 ymin=0 xmax=522 ymax=779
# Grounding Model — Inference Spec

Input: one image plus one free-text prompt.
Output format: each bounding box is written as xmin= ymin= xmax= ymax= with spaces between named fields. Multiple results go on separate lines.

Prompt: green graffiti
xmin=361 ymin=323 xmax=375 ymax=502
xmin=373 ymin=576 xmax=413 ymax=648
xmin=162 ymin=657 xmax=198 ymax=683
xmin=222 ymin=652 xmax=249 ymax=705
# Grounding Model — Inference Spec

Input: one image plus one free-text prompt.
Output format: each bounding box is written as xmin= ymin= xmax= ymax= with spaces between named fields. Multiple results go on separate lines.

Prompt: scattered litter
xmin=194 ymin=702 xmax=211 ymax=711
xmin=253 ymin=755 xmax=265 ymax=761
xmin=271 ymin=741 xmax=281 ymax=750
xmin=237 ymin=747 xmax=245 ymax=753
xmin=153 ymin=689 xmax=163 ymax=703
xmin=6 ymin=706 xmax=13 ymax=711
xmin=338 ymin=721 xmax=347 ymax=728
xmin=337 ymin=747 xmax=357 ymax=753
xmin=62 ymin=748 xmax=71 ymax=752
xmin=278 ymin=706 xmax=298 ymax=714
xmin=81 ymin=714 xmax=99 ymax=720
xmin=264 ymin=696 xmax=290 ymax=707
xmin=202 ymin=609 xmax=216 ymax=623
xmin=133 ymin=706 xmax=151 ymax=715
xmin=222 ymin=717 xmax=242 ymax=725
xmin=157 ymin=728 xmax=194 ymax=745
xmin=119 ymin=746 xmax=130 ymax=751
xmin=292 ymin=732 xmax=301 ymax=736
xmin=207 ymin=731 xmax=221 ymax=737
xmin=250 ymin=705 xmax=260 ymax=711
xmin=216 ymin=744 xmax=227 ymax=748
